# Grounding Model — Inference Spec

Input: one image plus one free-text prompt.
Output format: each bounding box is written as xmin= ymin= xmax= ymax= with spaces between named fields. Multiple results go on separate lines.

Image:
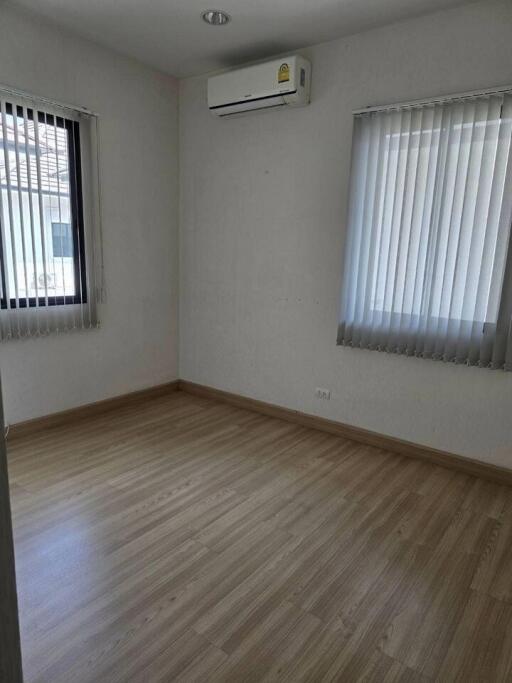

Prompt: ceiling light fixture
xmin=201 ymin=9 xmax=231 ymax=26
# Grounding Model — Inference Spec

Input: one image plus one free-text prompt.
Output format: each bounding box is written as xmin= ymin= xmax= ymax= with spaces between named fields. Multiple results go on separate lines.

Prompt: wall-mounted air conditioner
xmin=208 ymin=55 xmax=311 ymax=118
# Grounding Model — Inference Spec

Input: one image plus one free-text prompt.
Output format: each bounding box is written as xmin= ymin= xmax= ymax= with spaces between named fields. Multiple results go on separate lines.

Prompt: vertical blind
xmin=0 ymin=87 xmax=103 ymax=340
xmin=338 ymin=90 xmax=512 ymax=369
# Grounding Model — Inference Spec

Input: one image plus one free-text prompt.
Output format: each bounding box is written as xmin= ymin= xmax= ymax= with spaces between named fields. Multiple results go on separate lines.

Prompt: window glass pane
xmin=51 ymin=222 xmax=73 ymax=258
xmin=0 ymin=107 xmax=76 ymax=301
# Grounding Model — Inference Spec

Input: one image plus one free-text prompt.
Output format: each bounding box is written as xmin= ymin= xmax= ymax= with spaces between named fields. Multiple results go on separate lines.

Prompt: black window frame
xmin=0 ymin=103 xmax=87 ymax=309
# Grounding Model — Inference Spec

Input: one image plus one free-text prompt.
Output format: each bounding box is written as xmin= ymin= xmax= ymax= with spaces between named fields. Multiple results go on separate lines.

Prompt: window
xmin=0 ymin=104 xmax=85 ymax=308
xmin=0 ymin=89 xmax=102 ymax=339
xmin=338 ymin=91 xmax=512 ymax=370
xmin=52 ymin=222 xmax=74 ymax=258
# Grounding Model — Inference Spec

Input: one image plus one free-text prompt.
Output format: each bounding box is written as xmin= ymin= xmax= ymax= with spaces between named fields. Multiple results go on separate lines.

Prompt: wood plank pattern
xmin=8 ymin=381 xmax=179 ymax=441
xmin=7 ymin=391 xmax=512 ymax=682
xmin=180 ymin=380 xmax=512 ymax=486
xmin=0 ymin=379 xmax=23 ymax=683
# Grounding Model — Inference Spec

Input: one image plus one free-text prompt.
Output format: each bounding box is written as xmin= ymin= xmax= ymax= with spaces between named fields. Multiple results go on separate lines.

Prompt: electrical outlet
xmin=315 ymin=387 xmax=331 ymax=400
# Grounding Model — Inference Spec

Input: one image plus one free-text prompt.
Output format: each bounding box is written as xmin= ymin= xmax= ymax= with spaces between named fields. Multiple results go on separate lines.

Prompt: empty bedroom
xmin=1 ymin=0 xmax=512 ymax=681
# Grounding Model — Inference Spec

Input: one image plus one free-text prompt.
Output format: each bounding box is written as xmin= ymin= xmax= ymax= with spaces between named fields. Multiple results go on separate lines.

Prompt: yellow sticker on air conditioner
xmin=278 ymin=63 xmax=290 ymax=83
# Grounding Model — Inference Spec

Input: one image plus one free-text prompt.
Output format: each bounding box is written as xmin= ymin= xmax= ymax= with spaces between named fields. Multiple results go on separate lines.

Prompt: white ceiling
xmin=10 ymin=0 xmax=476 ymax=78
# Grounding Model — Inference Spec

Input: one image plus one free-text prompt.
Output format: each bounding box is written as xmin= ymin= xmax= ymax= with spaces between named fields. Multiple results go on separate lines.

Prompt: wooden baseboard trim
xmin=8 ymin=380 xmax=180 ymax=441
xmin=8 ymin=377 xmax=511 ymax=486
xmin=178 ymin=380 xmax=512 ymax=486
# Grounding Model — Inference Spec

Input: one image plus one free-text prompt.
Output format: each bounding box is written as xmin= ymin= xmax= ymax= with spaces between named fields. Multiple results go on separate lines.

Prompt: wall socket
xmin=315 ymin=387 xmax=331 ymax=400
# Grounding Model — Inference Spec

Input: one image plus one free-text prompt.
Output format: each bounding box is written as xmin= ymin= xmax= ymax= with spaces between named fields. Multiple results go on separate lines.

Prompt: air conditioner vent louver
xmin=208 ymin=56 xmax=311 ymax=118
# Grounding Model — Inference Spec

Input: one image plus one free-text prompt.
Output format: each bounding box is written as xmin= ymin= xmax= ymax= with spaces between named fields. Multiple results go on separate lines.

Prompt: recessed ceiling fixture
xmin=202 ymin=9 xmax=231 ymax=26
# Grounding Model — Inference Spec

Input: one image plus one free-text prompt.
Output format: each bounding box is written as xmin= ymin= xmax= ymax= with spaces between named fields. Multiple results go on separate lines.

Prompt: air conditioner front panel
xmin=208 ymin=58 xmax=299 ymax=109
xmin=208 ymin=55 xmax=310 ymax=116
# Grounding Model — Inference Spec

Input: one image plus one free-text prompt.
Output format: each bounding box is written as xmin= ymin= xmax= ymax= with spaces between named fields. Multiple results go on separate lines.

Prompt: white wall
xmin=179 ymin=0 xmax=512 ymax=468
xmin=0 ymin=4 xmax=180 ymax=424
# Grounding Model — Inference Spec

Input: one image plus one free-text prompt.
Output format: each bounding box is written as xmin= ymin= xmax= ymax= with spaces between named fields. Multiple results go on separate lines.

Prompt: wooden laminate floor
xmin=8 ymin=391 xmax=512 ymax=682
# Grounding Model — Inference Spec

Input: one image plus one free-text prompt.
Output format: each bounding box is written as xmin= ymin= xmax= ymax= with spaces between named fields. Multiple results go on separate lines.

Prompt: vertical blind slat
xmin=457 ymin=98 xmax=498 ymax=361
xmin=432 ymin=102 xmax=475 ymax=357
xmin=415 ymin=103 xmax=453 ymax=353
xmin=408 ymin=105 xmax=443 ymax=352
xmin=1 ymin=101 xmax=22 ymax=339
xmin=69 ymin=119 xmax=79 ymax=331
xmin=360 ymin=114 xmax=389 ymax=346
xmin=12 ymin=106 xmax=30 ymax=337
xmin=341 ymin=116 xmax=370 ymax=343
xmin=395 ymin=107 xmax=424 ymax=347
xmin=53 ymin=115 xmax=66 ymax=331
xmin=22 ymin=106 xmax=41 ymax=335
xmin=32 ymin=108 xmax=51 ymax=334
xmin=369 ymin=111 xmax=397 ymax=348
xmin=385 ymin=108 xmax=413 ymax=351
xmin=445 ymin=100 xmax=483 ymax=360
xmin=352 ymin=116 xmax=380 ymax=345
xmin=71 ymin=119 xmax=87 ymax=331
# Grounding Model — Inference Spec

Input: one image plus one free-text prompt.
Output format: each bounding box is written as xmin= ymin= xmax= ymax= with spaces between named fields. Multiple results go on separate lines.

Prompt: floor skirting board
xmin=7 ymin=381 xmax=180 ymax=440
xmin=6 ymin=377 xmax=512 ymax=486
xmin=179 ymin=380 xmax=512 ymax=487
